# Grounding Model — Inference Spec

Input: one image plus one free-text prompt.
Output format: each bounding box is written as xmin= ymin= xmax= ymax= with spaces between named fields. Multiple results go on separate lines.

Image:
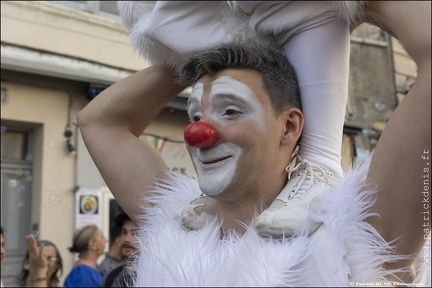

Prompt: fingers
xmin=26 ymin=234 xmax=38 ymax=256
xmin=38 ymin=245 xmax=44 ymax=260
xmin=26 ymin=234 xmax=49 ymax=274
xmin=27 ymin=234 xmax=46 ymax=262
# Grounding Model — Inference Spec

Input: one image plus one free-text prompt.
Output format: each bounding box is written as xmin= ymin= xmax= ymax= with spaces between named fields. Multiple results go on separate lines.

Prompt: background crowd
xmin=0 ymin=208 xmax=138 ymax=287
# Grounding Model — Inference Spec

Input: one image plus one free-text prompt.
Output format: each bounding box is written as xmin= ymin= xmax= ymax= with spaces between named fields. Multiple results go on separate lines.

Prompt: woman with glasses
xmin=17 ymin=234 xmax=63 ymax=287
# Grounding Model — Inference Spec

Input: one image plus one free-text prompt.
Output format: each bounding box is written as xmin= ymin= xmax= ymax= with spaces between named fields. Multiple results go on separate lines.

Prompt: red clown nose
xmin=184 ymin=122 xmax=218 ymax=148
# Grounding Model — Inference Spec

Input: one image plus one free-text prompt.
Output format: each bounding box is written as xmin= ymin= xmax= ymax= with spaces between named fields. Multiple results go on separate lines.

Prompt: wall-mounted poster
xmin=75 ymin=188 xmax=102 ymax=230
xmin=79 ymin=194 xmax=99 ymax=215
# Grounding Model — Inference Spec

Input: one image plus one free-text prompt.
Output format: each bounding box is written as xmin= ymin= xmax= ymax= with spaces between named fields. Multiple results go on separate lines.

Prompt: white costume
xmin=117 ymin=1 xmax=364 ymax=72
xmin=131 ymin=157 xmax=430 ymax=286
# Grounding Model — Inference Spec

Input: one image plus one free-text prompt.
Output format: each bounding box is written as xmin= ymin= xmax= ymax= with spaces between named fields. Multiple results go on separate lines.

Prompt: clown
xmin=77 ymin=1 xmax=431 ymax=286
xmin=118 ymin=0 xmax=359 ymax=237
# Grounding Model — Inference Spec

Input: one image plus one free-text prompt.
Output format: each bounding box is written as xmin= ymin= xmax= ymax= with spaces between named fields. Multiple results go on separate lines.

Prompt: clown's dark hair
xmin=179 ymin=40 xmax=301 ymax=114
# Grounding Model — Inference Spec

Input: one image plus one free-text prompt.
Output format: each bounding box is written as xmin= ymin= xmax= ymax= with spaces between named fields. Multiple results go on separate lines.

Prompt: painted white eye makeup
xmin=187 ymin=82 xmax=204 ymax=122
xmin=209 ymin=76 xmax=265 ymax=132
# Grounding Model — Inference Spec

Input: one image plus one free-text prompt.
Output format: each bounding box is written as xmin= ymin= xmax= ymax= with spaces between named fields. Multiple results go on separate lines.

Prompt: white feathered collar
xmin=130 ymin=158 xmax=429 ymax=286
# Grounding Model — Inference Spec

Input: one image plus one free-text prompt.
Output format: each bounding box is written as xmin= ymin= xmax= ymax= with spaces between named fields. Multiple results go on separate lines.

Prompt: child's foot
xmin=253 ymin=154 xmax=338 ymax=238
xmin=176 ymin=194 xmax=217 ymax=230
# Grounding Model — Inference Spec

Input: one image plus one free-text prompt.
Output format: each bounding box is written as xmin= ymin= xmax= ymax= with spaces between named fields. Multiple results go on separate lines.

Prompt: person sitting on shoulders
xmin=77 ymin=1 xmax=430 ymax=286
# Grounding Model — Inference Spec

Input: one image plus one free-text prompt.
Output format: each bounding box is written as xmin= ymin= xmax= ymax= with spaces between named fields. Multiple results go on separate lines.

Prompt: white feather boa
xmin=130 ymin=157 xmax=430 ymax=286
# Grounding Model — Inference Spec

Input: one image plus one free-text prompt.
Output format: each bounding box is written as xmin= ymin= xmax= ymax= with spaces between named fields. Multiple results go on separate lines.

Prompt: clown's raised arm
xmin=77 ymin=66 xmax=186 ymax=223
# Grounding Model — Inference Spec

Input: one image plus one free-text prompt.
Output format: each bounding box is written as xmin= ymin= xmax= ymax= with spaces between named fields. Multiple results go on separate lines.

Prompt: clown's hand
xmin=117 ymin=1 xmax=251 ymax=73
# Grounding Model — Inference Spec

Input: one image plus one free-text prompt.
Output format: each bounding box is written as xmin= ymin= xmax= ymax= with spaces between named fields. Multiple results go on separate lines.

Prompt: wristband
xmin=31 ymin=277 xmax=47 ymax=283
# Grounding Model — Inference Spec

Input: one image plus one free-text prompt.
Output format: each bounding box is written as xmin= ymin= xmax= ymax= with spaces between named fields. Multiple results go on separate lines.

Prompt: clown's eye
xmin=223 ymin=108 xmax=241 ymax=117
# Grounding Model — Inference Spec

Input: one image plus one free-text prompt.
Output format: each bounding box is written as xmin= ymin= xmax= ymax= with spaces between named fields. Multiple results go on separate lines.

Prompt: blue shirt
xmin=64 ymin=264 xmax=102 ymax=287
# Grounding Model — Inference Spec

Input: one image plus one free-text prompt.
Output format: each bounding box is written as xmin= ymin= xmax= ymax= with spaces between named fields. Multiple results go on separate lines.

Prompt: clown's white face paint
xmin=209 ymin=76 xmax=265 ymax=132
xmin=187 ymin=76 xmax=267 ymax=196
xmin=190 ymin=143 xmax=241 ymax=196
xmin=187 ymin=82 xmax=203 ymax=122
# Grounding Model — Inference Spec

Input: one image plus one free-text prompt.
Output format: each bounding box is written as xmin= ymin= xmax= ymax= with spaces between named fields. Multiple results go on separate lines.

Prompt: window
xmin=1 ymin=129 xmax=30 ymax=162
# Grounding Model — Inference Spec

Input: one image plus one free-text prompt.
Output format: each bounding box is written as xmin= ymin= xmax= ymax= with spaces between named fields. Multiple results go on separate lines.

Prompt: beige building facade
xmin=1 ymin=1 xmax=193 ymax=285
xmin=1 ymin=1 xmax=417 ymax=286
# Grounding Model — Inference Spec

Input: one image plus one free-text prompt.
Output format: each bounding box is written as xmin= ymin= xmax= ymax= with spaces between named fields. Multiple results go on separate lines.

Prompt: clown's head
xmin=180 ymin=42 xmax=304 ymax=200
